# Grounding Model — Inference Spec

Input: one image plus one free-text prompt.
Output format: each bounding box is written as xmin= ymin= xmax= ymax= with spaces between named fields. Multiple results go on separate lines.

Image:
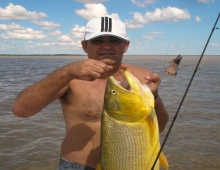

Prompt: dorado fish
xmin=96 ymin=71 xmax=168 ymax=170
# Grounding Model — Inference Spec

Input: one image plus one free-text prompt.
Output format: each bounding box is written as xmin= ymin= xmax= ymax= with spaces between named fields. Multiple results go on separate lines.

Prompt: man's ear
xmin=81 ymin=40 xmax=88 ymax=53
xmin=123 ymin=41 xmax=130 ymax=53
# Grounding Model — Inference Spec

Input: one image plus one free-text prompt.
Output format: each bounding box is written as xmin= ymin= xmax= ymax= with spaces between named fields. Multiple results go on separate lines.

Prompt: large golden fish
xmin=96 ymin=71 xmax=168 ymax=170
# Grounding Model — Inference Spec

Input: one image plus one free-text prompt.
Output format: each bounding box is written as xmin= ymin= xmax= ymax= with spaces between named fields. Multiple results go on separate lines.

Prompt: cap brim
xmin=85 ymin=32 xmax=128 ymax=41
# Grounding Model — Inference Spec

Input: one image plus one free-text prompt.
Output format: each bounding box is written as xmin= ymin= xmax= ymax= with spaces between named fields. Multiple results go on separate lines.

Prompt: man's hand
xmin=67 ymin=59 xmax=114 ymax=81
xmin=144 ymin=73 xmax=161 ymax=99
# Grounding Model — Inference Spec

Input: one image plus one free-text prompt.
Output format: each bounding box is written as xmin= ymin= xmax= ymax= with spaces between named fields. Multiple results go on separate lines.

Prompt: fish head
xmin=104 ymin=71 xmax=155 ymax=122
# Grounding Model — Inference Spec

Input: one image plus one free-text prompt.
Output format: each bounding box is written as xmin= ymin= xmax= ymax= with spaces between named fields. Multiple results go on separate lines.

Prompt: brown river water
xmin=0 ymin=55 xmax=219 ymax=170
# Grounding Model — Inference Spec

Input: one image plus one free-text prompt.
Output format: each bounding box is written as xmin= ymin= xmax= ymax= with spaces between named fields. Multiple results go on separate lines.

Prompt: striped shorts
xmin=57 ymin=157 xmax=95 ymax=170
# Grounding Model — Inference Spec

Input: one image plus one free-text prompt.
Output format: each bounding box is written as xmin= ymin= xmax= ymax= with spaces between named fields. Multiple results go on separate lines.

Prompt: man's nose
xmin=102 ymin=41 xmax=112 ymax=48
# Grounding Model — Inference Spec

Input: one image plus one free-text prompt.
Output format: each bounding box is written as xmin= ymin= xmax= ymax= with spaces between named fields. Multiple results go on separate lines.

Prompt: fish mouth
xmin=105 ymin=71 xmax=149 ymax=122
xmin=111 ymin=71 xmax=141 ymax=93
xmin=110 ymin=72 xmax=131 ymax=91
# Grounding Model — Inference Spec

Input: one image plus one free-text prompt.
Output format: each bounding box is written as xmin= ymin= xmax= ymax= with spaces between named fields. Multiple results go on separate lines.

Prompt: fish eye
xmin=111 ymin=90 xmax=116 ymax=94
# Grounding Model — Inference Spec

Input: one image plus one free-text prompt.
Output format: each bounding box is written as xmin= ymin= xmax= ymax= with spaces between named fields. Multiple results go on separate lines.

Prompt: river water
xmin=0 ymin=55 xmax=219 ymax=170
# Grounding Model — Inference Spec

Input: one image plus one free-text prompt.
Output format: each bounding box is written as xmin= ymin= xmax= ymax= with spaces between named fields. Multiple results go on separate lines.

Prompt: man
xmin=12 ymin=17 xmax=169 ymax=170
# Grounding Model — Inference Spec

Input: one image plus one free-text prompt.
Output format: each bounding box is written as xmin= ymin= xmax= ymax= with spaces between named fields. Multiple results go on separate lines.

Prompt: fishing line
xmin=158 ymin=3 xmax=214 ymax=144
xmin=151 ymin=12 xmax=220 ymax=170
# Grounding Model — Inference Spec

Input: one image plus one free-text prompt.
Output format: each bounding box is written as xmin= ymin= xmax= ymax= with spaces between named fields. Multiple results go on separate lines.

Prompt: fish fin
xmin=159 ymin=152 xmax=169 ymax=170
xmin=148 ymin=113 xmax=156 ymax=141
xmin=95 ymin=162 xmax=102 ymax=170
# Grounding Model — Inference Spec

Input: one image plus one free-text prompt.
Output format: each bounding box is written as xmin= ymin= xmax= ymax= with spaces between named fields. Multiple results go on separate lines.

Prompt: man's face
xmin=81 ymin=36 xmax=130 ymax=74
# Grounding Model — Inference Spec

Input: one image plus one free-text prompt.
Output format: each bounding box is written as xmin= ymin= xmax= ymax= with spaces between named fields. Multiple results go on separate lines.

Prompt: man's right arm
xmin=12 ymin=59 xmax=113 ymax=118
xmin=12 ymin=65 xmax=72 ymax=118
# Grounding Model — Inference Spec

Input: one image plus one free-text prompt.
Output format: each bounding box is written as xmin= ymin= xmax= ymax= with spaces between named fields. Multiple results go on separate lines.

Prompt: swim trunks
xmin=57 ymin=156 xmax=95 ymax=170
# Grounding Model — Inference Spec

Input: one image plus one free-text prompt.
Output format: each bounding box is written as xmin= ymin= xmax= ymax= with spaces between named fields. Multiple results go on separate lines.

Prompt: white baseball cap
xmin=84 ymin=17 xmax=129 ymax=41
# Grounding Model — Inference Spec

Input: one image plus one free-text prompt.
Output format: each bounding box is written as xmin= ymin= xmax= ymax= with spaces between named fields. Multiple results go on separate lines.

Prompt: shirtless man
xmin=12 ymin=17 xmax=169 ymax=170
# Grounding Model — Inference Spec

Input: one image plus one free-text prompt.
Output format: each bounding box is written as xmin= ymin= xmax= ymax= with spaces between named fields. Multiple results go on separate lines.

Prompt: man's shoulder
xmin=122 ymin=63 xmax=152 ymax=83
xmin=123 ymin=63 xmax=151 ymax=74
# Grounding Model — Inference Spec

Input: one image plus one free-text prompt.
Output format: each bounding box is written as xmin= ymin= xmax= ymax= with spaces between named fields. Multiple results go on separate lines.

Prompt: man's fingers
xmin=104 ymin=65 xmax=113 ymax=73
xmin=145 ymin=73 xmax=158 ymax=80
xmin=120 ymin=64 xmax=127 ymax=72
xmin=145 ymin=73 xmax=161 ymax=84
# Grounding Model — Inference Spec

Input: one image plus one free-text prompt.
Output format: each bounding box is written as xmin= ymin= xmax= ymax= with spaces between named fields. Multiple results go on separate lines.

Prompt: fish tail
xmin=159 ymin=152 xmax=169 ymax=170
xmin=95 ymin=162 xmax=102 ymax=170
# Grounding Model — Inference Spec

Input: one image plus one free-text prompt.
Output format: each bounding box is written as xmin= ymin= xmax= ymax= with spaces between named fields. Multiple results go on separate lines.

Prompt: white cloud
xmin=197 ymin=0 xmax=215 ymax=3
xmin=75 ymin=0 xmax=108 ymax=3
xmin=0 ymin=4 xmax=61 ymax=31
xmin=70 ymin=25 xmax=85 ymax=39
xmin=132 ymin=7 xmax=191 ymax=24
xmin=132 ymin=0 xmax=157 ymax=7
xmin=1 ymin=28 xmax=46 ymax=40
xmin=0 ymin=3 xmax=47 ymax=20
xmin=142 ymin=32 xmax=164 ymax=41
xmin=48 ymin=30 xmax=62 ymax=36
xmin=211 ymin=43 xmax=220 ymax=47
xmin=55 ymin=41 xmax=80 ymax=48
xmin=143 ymin=35 xmax=155 ymax=41
xmin=125 ymin=6 xmax=191 ymax=28
xmin=33 ymin=20 xmax=61 ymax=30
xmin=195 ymin=16 xmax=201 ymax=22
xmin=125 ymin=23 xmax=144 ymax=29
xmin=35 ymin=40 xmax=81 ymax=49
xmin=0 ymin=44 xmax=10 ymax=50
xmin=0 ymin=23 xmax=25 ymax=31
xmin=35 ymin=42 xmax=51 ymax=47
xmin=75 ymin=3 xmax=120 ymax=20
xmin=27 ymin=40 xmax=80 ymax=52
xmin=57 ymin=35 xmax=73 ymax=42
xmin=148 ymin=31 xmax=164 ymax=35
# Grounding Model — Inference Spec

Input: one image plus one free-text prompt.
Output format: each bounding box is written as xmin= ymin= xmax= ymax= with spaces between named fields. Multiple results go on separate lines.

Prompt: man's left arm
xmin=154 ymin=96 xmax=169 ymax=133
xmin=144 ymin=73 xmax=169 ymax=133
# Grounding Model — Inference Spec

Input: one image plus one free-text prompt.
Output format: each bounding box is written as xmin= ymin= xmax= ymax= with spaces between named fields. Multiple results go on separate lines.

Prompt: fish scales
xmin=96 ymin=71 xmax=168 ymax=170
xmin=102 ymin=110 xmax=155 ymax=169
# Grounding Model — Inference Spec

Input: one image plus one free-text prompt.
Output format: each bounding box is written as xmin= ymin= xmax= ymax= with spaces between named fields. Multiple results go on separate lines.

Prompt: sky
xmin=0 ymin=0 xmax=219 ymax=55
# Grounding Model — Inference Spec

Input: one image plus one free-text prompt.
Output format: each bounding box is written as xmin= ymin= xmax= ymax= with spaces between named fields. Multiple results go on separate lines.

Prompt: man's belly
xmin=60 ymin=123 xmax=101 ymax=168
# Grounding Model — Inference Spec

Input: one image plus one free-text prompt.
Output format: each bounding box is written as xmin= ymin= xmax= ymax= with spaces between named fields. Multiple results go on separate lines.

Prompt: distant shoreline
xmin=1 ymin=54 xmax=219 ymax=56
xmin=0 ymin=55 xmax=219 ymax=63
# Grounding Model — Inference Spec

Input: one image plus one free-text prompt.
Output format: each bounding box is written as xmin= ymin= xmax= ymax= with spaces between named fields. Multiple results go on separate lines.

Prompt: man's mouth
xmin=99 ymin=53 xmax=114 ymax=56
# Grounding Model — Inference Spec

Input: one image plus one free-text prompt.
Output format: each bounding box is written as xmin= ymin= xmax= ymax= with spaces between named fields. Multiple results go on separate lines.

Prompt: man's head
xmin=84 ymin=17 xmax=129 ymax=41
xmin=82 ymin=17 xmax=130 ymax=55
xmin=81 ymin=17 xmax=130 ymax=78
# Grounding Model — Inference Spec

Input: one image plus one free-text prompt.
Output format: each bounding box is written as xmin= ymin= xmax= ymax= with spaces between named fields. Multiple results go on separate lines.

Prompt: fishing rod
xmin=151 ymin=12 xmax=220 ymax=170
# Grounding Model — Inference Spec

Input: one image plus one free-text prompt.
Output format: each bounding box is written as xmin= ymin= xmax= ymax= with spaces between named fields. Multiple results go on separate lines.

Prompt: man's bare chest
xmin=74 ymin=80 xmax=107 ymax=120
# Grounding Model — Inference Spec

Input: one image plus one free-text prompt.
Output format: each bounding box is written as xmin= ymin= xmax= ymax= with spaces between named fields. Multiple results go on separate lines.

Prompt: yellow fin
xmin=159 ymin=152 xmax=169 ymax=170
xmin=147 ymin=111 xmax=157 ymax=142
xmin=95 ymin=162 xmax=102 ymax=170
